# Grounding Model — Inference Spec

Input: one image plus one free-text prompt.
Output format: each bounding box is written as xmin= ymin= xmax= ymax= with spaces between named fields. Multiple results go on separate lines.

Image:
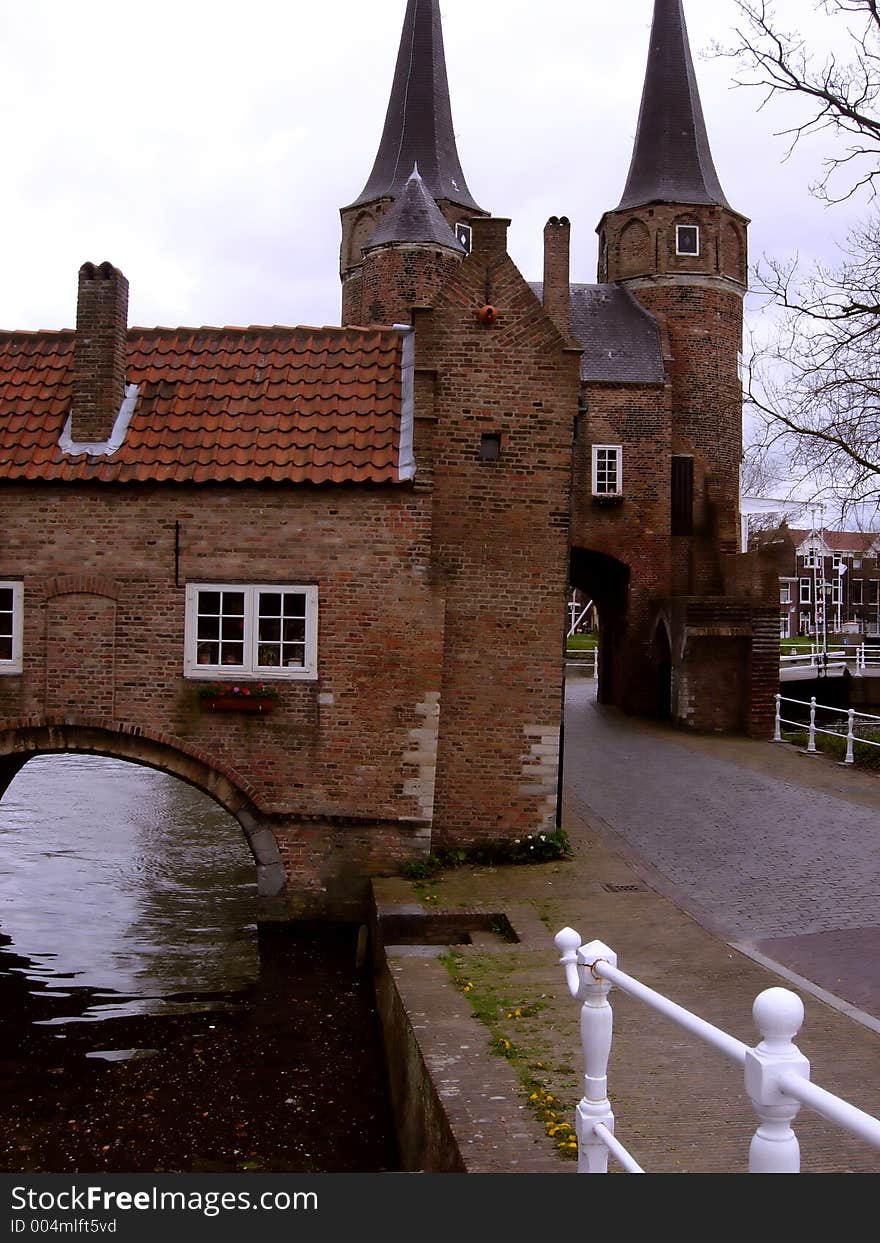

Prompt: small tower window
xmin=479 ymin=432 xmax=502 ymax=462
xmin=676 ymin=225 xmax=700 ymax=256
xmin=592 ymin=445 xmax=622 ymax=496
xmin=455 ymin=223 xmax=473 ymax=254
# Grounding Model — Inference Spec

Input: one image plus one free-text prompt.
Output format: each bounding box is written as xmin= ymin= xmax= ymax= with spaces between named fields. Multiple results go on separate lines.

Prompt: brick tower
xmin=597 ymin=0 xmax=749 ymax=593
xmin=339 ymin=0 xmax=485 ymax=325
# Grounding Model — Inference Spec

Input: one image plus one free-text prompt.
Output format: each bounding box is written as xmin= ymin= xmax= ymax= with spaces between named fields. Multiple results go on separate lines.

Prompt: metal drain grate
xmin=601 ymin=883 xmax=643 ymax=893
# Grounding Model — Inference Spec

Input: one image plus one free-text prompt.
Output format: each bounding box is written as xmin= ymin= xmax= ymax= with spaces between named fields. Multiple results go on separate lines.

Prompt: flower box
xmin=196 ymin=682 xmax=279 ymax=713
xmin=202 ymin=695 xmax=275 ymax=713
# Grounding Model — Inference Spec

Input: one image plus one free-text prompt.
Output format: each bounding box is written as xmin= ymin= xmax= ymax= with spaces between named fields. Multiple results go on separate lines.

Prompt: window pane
xmin=260 ymin=593 xmax=282 ymax=617
xmin=222 ymin=592 xmax=245 ymax=616
xmin=198 ymin=591 xmax=221 ymax=615
xmin=221 ymin=616 xmax=245 ymax=641
xmin=0 ymin=613 xmax=11 ymax=638
xmin=0 ymin=589 xmax=12 ymax=611
xmin=283 ymin=646 xmax=305 ymax=668
xmin=282 ymin=593 xmax=306 ymax=618
xmin=258 ymin=617 xmax=281 ymax=643
xmin=197 ymin=616 xmax=220 ymax=641
xmin=283 ymin=618 xmax=306 ymax=644
xmin=219 ymin=643 xmax=244 ymax=666
xmin=196 ymin=641 xmax=219 ymax=665
xmin=258 ymin=644 xmax=281 ymax=668
xmin=0 ymin=637 xmax=11 ymax=661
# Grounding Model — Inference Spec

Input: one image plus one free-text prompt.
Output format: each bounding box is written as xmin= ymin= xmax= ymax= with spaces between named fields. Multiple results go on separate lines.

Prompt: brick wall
xmin=0 ymin=480 xmax=445 ymax=909
xmin=412 ymin=216 xmax=581 ymax=844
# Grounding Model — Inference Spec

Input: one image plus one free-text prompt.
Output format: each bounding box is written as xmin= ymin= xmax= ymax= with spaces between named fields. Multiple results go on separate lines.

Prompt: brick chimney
xmin=71 ymin=261 xmax=129 ymax=444
xmin=543 ymin=217 xmax=571 ymax=336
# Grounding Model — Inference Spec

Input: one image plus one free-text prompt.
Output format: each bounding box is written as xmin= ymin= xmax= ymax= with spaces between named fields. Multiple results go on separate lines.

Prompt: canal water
xmin=0 ymin=755 xmax=398 ymax=1173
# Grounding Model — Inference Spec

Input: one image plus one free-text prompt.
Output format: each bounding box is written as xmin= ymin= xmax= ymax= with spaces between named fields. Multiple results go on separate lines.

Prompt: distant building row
xmin=754 ymin=526 xmax=880 ymax=639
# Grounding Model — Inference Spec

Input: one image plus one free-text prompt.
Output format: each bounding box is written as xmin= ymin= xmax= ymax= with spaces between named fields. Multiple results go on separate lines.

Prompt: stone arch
xmin=0 ymin=719 xmax=285 ymax=897
xmin=649 ymin=614 xmax=674 ymax=721
xmin=616 ymin=218 xmax=652 ymax=279
xmin=343 ymin=209 xmax=379 ymax=271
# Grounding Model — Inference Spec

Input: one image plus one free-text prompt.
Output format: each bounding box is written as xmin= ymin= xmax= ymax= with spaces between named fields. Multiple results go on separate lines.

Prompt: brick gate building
xmin=0 ymin=0 xmax=777 ymax=916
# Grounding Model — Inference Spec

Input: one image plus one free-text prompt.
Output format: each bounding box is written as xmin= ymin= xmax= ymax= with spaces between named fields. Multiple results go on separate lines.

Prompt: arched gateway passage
xmin=0 ymin=721 xmax=285 ymax=898
xmin=569 ymin=547 xmax=630 ymax=708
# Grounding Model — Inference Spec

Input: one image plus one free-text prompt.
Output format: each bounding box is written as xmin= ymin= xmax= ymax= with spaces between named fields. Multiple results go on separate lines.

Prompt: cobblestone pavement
xmin=563 ymin=676 xmax=880 ymax=1021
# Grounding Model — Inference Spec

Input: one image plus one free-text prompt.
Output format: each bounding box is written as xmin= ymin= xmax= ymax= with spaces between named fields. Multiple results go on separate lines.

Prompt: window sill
xmin=591 ymin=493 xmax=624 ymax=508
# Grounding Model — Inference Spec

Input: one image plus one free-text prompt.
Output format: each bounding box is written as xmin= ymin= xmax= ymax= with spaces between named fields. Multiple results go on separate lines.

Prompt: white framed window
xmin=0 ymin=581 xmax=23 ymax=674
xmin=799 ymin=616 xmax=813 ymax=636
xmin=831 ymin=578 xmax=842 ymax=605
xmin=832 ymin=554 xmax=843 ymax=572
xmin=799 ymin=578 xmax=811 ymax=604
xmin=676 ymin=224 xmax=700 ymax=256
xmin=780 ymin=582 xmax=792 ymax=605
xmin=852 ymin=579 xmax=864 ymax=606
xmin=780 ymin=613 xmax=791 ymax=639
xmin=802 ymin=547 xmax=818 ymax=569
xmin=870 ymin=580 xmax=880 ymax=606
xmin=184 ymin=583 xmax=318 ymax=681
xmin=592 ymin=445 xmax=623 ymax=496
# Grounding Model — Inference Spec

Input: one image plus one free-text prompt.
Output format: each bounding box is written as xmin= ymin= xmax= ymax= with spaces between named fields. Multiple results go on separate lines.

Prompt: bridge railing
xmin=774 ymin=693 xmax=880 ymax=763
xmin=780 ymin=644 xmax=880 ymax=672
xmin=855 ymin=644 xmax=880 ymax=670
xmin=554 ymin=929 xmax=880 ymax=1173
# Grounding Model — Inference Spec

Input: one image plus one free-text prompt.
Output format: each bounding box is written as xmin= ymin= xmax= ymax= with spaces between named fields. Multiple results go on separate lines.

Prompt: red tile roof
xmin=788 ymin=529 xmax=878 ymax=554
xmin=0 ymin=325 xmax=405 ymax=485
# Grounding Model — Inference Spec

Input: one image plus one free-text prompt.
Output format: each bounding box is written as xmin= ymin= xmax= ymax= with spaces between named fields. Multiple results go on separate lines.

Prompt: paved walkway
xmin=564 ymin=676 xmax=880 ymax=1023
xmin=401 ymin=676 xmax=880 ymax=1172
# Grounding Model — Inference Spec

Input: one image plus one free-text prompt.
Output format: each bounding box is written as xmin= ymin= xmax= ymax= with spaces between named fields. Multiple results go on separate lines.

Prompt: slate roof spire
xmin=349 ymin=0 xmax=483 ymax=213
xmin=365 ymin=165 xmax=466 ymax=252
xmin=616 ymin=0 xmax=732 ymax=211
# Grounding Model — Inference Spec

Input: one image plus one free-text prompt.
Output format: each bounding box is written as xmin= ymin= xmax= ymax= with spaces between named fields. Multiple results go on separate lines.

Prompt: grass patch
xmin=441 ymin=951 xmax=577 ymax=1160
xmin=782 ymin=728 xmax=880 ymax=770
xmin=566 ymin=634 xmax=598 ymax=652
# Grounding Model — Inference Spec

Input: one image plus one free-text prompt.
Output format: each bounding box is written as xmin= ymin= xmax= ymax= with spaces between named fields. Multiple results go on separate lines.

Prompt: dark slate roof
xmin=617 ymin=0 xmax=732 ymax=211
xmin=529 ymin=283 xmax=666 ymax=384
xmin=365 ymin=167 xmax=465 ymax=252
xmin=348 ymin=0 xmax=484 ymax=214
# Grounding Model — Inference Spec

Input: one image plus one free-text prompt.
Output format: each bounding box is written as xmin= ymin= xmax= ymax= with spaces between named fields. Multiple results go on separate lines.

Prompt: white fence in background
xmin=774 ymin=694 xmax=880 ymax=764
xmin=780 ymin=644 xmax=880 ymax=672
xmin=554 ymin=929 xmax=880 ymax=1174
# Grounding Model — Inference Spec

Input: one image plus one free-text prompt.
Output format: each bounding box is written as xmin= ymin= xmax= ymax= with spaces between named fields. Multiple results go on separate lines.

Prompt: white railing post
xmin=845 ymin=709 xmax=856 ymax=765
xmin=773 ymin=694 xmax=782 ymax=742
xmin=808 ymin=697 xmax=818 ymax=752
xmin=745 ymin=988 xmax=810 ymax=1173
xmin=555 ymin=928 xmax=617 ymax=1174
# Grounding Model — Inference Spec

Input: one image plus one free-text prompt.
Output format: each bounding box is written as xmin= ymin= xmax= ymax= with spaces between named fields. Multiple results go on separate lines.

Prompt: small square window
xmin=592 ymin=445 xmax=622 ymax=496
xmin=0 ymin=581 xmax=23 ymax=674
xmin=479 ymin=433 xmax=502 ymax=462
xmin=676 ymin=225 xmax=700 ymax=256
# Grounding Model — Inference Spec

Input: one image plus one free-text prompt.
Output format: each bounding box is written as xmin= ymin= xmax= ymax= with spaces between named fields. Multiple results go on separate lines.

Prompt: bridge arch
xmin=0 ymin=719 xmax=285 ymax=897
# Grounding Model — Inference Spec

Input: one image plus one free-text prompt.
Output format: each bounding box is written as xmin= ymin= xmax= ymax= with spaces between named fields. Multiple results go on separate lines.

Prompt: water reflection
xmin=0 ymin=754 xmax=259 ymax=1018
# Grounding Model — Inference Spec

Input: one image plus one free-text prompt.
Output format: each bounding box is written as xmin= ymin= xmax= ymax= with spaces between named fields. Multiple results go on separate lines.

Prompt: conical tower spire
xmin=348 ymin=0 xmax=482 ymax=213
xmin=617 ymin=0 xmax=731 ymax=211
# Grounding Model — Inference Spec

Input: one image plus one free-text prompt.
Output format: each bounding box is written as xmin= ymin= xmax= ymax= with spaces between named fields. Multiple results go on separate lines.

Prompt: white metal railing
xmin=555 ymin=929 xmax=880 ymax=1173
xmin=566 ymin=646 xmax=598 ymax=676
xmin=774 ymin=693 xmax=880 ymax=764
xmin=780 ymin=644 xmax=880 ymax=671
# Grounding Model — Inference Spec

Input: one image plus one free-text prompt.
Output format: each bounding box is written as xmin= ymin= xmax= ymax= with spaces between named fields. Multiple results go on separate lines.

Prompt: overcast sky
xmin=0 ymin=0 xmax=868 ymax=337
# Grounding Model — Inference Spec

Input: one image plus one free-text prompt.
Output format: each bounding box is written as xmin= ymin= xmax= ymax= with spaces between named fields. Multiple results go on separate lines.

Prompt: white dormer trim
xmin=393 ymin=325 xmax=416 ymax=482
xmin=59 ymin=383 xmax=139 ymax=457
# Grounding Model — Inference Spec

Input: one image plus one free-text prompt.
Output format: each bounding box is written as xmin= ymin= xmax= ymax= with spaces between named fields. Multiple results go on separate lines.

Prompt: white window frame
xmin=184 ymin=583 xmax=318 ymax=681
xmin=780 ymin=582 xmax=792 ymax=605
xmin=675 ymin=224 xmax=700 ymax=256
xmin=0 ymin=580 xmax=23 ymax=675
xmin=802 ymin=547 xmax=818 ymax=569
xmin=799 ymin=578 xmax=811 ymax=605
xmin=780 ymin=613 xmax=791 ymax=639
xmin=852 ymin=578 xmax=864 ymax=606
xmin=592 ymin=444 xmax=623 ymax=496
